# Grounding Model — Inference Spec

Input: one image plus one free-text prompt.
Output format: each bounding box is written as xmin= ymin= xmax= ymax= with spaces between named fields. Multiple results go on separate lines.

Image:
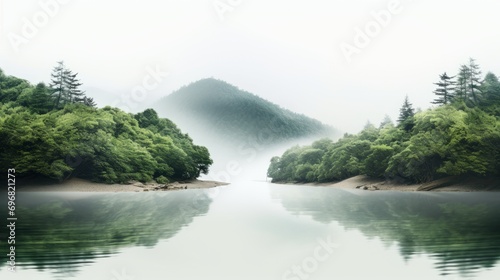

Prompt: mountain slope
xmin=153 ymin=78 xmax=338 ymax=181
xmin=154 ymin=78 xmax=336 ymax=144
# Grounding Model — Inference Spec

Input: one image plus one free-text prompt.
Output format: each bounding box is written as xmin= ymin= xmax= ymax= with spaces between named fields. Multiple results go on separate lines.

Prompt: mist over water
xmin=157 ymin=120 xmax=321 ymax=184
xmin=2 ymin=1 xmax=500 ymax=279
xmin=2 ymin=183 xmax=500 ymax=280
xmin=198 ymin=136 xmax=330 ymax=183
xmin=152 ymin=78 xmax=340 ymax=183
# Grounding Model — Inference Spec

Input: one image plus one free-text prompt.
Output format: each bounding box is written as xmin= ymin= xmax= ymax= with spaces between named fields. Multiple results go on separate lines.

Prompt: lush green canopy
xmin=0 ymin=68 xmax=212 ymax=183
xmin=268 ymin=61 xmax=500 ymax=184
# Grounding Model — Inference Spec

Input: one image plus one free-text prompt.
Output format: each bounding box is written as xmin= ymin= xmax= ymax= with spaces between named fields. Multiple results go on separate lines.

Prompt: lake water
xmin=1 ymin=181 xmax=500 ymax=280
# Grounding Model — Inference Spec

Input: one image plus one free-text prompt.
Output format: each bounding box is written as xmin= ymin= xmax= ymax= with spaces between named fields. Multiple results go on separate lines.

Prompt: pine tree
xmin=398 ymin=95 xmax=415 ymax=132
xmin=453 ymin=58 xmax=483 ymax=107
xmin=64 ymin=70 xmax=85 ymax=103
xmin=82 ymin=96 xmax=97 ymax=107
xmin=49 ymin=61 xmax=86 ymax=108
xmin=432 ymin=72 xmax=455 ymax=105
xmin=50 ymin=61 xmax=66 ymax=109
xmin=467 ymin=58 xmax=483 ymax=106
xmin=454 ymin=64 xmax=469 ymax=104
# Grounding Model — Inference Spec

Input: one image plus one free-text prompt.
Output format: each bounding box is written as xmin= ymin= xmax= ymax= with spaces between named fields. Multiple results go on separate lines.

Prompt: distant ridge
xmin=154 ymin=78 xmax=336 ymax=144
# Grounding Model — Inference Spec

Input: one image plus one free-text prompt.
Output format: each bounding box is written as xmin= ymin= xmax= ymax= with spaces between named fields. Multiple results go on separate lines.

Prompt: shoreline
xmin=276 ymin=175 xmax=500 ymax=192
xmin=17 ymin=177 xmax=229 ymax=192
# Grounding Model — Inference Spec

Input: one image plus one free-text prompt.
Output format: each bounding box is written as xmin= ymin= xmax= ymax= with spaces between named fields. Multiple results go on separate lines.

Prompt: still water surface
xmin=1 ymin=181 xmax=500 ymax=279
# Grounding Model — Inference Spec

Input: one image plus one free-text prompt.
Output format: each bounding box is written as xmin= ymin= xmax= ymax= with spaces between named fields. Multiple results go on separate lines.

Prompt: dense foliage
xmin=268 ymin=60 xmax=500 ymax=183
xmin=156 ymin=78 xmax=336 ymax=143
xmin=0 ymin=67 xmax=212 ymax=183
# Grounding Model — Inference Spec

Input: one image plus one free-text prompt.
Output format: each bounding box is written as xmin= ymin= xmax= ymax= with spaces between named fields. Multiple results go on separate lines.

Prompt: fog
xmin=2 ymin=0 xmax=500 ymax=180
xmin=2 ymin=0 xmax=500 ymax=133
xmin=154 ymin=103 xmax=337 ymax=182
xmin=198 ymin=138 xmax=331 ymax=183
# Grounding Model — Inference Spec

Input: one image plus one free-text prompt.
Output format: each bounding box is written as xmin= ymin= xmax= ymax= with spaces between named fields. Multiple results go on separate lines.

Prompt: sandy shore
xmin=17 ymin=177 xmax=229 ymax=192
xmin=289 ymin=175 xmax=500 ymax=192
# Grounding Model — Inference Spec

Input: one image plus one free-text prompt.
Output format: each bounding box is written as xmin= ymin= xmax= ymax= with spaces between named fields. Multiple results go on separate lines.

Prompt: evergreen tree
xmin=64 ymin=70 xmax=85 ymax=103
xmin=398 ymin=95 xmax=415 ymax=132
xmin=49 ymin=61 xmax=86 ymax=108
xmin=454 ymin=64 xmax=469 ymax=104
xmin=467 ymin=58 xmax=483 ymax=105
xmin=453 ymin=58 xmax=483 ymax=106
xmin=50 ymin=61 xmax=66 ymax=109
xmin=82 ymin=96 xmax=97 ymax=107
xmin=432 ymin=72 xmax=455 ymax=105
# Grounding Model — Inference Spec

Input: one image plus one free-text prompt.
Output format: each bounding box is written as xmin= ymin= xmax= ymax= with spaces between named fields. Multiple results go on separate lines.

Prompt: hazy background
xmin=1 ymin=0 xmax=500 ymax=133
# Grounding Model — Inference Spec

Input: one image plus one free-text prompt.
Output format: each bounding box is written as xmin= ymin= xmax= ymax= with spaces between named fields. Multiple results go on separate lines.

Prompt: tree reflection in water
xmin=272 ymin=187 xmax=500 ymax=277
xmin=0 ymin=191 xmax=212 ymax=276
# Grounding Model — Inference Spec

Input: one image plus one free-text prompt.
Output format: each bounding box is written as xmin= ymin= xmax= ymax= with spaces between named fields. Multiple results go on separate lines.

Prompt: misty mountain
xmin=155 ymin=78 xmax=336 ymax=144
xmin=153 ymin=78 xmax=338 ymax=181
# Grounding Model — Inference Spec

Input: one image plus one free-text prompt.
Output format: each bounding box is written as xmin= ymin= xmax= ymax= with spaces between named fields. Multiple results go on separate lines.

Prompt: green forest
xmin=268 ymin=59 xmax=500 ymax=184
xmin=0 ymin=63 xmax=212 ymax=184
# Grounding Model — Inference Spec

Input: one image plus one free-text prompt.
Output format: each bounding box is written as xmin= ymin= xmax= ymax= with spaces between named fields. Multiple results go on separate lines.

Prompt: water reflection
xmin=0 ymin=190 xmax=212 ymax=276
xmin=271 ymin=186 xmax=500 ymax=277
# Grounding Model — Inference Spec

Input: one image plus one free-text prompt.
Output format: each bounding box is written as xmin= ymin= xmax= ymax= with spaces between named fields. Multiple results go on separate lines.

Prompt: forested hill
xmin=268 ymin=59 xmax=500 ymax=184
xmin=0 ymin=66 xmax=213 ymax=184
xmin=154 ymin=78 xmax=336 ymax=144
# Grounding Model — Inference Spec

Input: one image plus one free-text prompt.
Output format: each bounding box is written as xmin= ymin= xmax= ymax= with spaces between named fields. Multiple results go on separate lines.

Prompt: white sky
xmin=1 ymin=0 xmax=500 ymax=133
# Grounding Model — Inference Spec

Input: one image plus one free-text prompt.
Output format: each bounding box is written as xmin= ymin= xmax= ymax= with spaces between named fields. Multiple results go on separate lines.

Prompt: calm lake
xmin=1 ymin=181 xmax=500 ymax=280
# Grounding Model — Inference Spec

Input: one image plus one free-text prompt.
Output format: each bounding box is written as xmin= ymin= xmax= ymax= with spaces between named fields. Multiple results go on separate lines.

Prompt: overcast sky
xmin=1 ymin=0 xmax=500 ymax=133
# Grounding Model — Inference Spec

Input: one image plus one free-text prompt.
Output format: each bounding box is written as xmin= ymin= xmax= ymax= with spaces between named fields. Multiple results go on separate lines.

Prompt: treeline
xmin=1 ymin=61 xmax=96 ymax=113
xmin=0 ymin=65 xmax=212 ymax=183
xmin=268 ymin=59 xmax=500 ymax=183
